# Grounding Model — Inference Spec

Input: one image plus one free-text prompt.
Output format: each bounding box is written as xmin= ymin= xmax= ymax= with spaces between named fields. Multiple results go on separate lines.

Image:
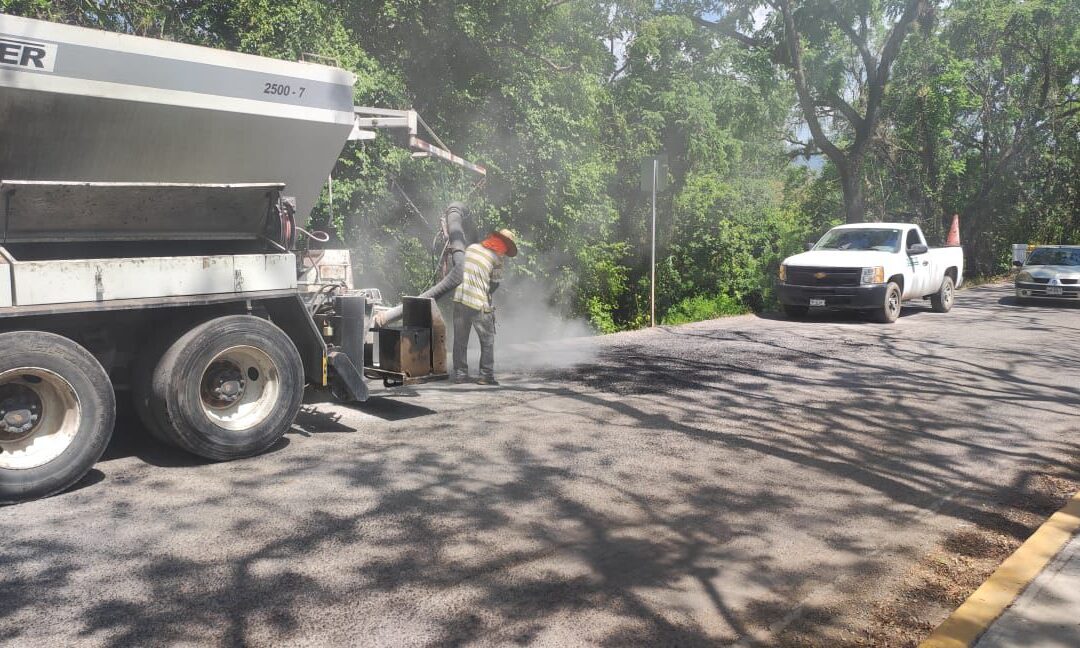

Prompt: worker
xmin=452 ymin=229 xmax=518 ymax=385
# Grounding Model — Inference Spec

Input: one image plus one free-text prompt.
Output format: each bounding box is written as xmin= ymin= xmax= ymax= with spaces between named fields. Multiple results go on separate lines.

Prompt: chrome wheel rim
xmin=0 ymin=368 xmax=82 ymax=470
xmin=943 ymin=282 xmax=953 ymax=307
xmin=199 ymin=346 xmax=280 ymax=431
xmin=887 ymin=289 xmax=900 ymax=316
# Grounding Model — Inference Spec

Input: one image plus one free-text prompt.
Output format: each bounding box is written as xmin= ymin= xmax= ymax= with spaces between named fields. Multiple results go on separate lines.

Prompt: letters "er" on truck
xmin=0 ymin=38 xmax=51 ymax=70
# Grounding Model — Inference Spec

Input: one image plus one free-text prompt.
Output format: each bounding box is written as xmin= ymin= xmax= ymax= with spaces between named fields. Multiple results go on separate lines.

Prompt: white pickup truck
xmin=777 ymin=223 xmax=964 ymax=323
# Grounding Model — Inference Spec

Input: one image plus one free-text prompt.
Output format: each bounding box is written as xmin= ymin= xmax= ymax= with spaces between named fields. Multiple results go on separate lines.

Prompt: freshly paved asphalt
xmin=1 ymin=284 xmax=1078 ymax=647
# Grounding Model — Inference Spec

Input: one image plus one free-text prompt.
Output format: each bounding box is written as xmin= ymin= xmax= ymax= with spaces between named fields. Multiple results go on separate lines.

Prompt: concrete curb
xmin=919 ymin=490 xmax=1080 ymax=648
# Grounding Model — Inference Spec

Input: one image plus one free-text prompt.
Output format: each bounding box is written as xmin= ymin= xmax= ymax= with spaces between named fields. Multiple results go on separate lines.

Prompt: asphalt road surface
xmin=2 ymin=284 xmax=1078 ymax=647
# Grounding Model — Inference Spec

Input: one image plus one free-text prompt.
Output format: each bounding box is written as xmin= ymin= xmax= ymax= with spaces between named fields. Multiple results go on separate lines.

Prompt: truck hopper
xmin=0 ymin=13 xmax=357 ymax=226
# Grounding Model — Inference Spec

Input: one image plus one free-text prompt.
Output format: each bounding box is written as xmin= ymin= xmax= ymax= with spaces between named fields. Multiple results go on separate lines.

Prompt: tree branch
xmin=826 ymin=3 xmax=877 ymax=82
xmin=877 ymin=0 xmax=931 ymax=84
xmin=607 ymin=59 xmax=629 ymax=84
xmin=855 ymin=0 xmax=931 ymax=155
xmin=494 ymin=41 xmax=577 ymax=72
xmin=783 ymin=136 xmax=819 ymax=159
xmin=777 ymin=0 xmax=844 ymax=165
xmin=816 ymin=93 xmax=865 ymax=131
xmin=692 ymin=16 xmax=767 ymax=50
xmin=542 ymin=0 xmax=575 ymax=13
xmin=1057 ymin=106 xmax=1080 ymax=121
xmin=786 ymin=147 xmax=819 ymax=160
xmin=1054 ymin=96 xmax=1079 ymax=110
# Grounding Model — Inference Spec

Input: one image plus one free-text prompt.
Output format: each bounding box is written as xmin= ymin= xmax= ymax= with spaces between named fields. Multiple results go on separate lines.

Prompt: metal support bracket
xmin=328 ymin=351 xmax=369 ymax=402
xmin=351 ymin=107 xmax=486 ymax=177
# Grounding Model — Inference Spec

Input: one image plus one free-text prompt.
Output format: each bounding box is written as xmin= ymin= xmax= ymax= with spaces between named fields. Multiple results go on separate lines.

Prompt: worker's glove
xmin=372 ymin=312 xmax=387 ymax=328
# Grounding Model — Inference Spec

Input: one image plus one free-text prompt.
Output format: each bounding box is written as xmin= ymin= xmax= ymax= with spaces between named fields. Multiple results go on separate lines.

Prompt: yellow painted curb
xmin=920 ymin=490 xmax=1080 ymax=648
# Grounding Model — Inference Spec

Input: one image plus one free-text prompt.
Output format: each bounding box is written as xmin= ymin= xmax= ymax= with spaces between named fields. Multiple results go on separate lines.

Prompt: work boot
xmin=476 ymin=377 xmax=499 ymax=386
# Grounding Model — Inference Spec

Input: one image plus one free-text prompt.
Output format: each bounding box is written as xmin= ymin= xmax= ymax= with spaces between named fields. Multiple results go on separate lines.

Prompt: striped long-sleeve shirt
xmin=453 ymin=244 xmax=502 ymax=311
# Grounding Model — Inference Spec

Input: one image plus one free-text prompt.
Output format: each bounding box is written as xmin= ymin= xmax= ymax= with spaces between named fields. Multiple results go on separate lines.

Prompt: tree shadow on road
xmin=2 ymin=286 xmax=1077 ymax=647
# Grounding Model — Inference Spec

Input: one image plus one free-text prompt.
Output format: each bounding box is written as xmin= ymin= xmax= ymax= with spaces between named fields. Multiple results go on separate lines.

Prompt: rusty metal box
xmin=378 ymin=326 xmax=432 ymax=377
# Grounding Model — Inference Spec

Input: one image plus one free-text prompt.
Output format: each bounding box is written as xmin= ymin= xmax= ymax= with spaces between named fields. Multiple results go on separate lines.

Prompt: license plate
xmin=810 ymin=299 xmax=826 ymax=307
xmin=1047 ymin=286 xmax=1063 ymax=296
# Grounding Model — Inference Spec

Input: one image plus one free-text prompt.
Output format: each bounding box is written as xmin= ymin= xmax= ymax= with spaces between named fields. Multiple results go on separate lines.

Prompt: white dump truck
xmin=777 ymin=223 xmax=964 ymax=323
xmin=0 ymin=14 xmax=484 ymax=503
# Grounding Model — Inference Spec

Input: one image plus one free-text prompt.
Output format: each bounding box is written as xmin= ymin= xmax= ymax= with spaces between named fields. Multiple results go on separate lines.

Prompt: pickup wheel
xmin=874 ymin=282 xmax=903 ymax=324
xmin=930 ymin=276 xmax=955 ymax=313
xmin=0 ymin=332 xmax=115 ymax=504
xmin=782 ymin=304 xmax=809 ymax=319
xmin=144 ymin=316 xmax=304 ymax=461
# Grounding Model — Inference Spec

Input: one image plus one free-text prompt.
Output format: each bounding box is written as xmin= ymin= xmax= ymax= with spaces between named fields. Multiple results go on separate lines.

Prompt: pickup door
xmin=902 ymin=226 xmax=964 ymax=298
xmin=903 ymin=227 xmax=934 ymax=298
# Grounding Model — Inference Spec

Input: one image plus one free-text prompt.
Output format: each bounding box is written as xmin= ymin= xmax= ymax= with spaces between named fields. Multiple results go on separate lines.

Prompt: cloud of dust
xmin=492 ymin=274 xmax=598 ymax=372
xmin=450 ymin=272 xmax=598 ymax=375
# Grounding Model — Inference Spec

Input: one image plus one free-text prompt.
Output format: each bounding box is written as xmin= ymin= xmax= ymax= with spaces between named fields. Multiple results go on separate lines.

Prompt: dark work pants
xmin=453 ymin=304 xmax=495 ymax=380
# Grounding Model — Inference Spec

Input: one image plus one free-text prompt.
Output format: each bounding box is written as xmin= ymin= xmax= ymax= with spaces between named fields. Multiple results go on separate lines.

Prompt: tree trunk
xmin=838 ymin=163 xmax=867 ymax=224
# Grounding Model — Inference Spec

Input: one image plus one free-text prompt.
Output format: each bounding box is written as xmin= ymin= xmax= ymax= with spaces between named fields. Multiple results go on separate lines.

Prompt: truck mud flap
xmin=328 ymin=351 xmax=369 ymax=402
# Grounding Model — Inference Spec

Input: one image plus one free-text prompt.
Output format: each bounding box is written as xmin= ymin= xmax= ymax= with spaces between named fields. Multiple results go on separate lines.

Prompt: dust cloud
xmin=491 ymin=275 xmax=597 ymax=372
xmin=447 ymin=273 xmax=598 ymax=376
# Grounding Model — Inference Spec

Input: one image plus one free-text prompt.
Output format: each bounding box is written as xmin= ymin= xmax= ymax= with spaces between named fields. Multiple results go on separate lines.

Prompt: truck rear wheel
xmin=0 ymin=332 xmax=115 ymax=504
xmin=930 ymin=276 xmax=955 ymax=313
xmin=874 ymin=282 xmax=903 ymax=324
xmin=143 ymin=316 xmax=304 ymax=461
xmin=132 ymin=322 xmax=189 ymax=447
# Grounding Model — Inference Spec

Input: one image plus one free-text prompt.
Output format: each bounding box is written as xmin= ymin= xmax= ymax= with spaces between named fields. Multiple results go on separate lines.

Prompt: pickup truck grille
xmin=786 ymin=267 xmax=862 ymax=287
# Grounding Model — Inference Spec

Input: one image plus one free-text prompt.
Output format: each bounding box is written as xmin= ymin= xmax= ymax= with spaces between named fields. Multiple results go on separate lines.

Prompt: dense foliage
xmin=3 ymin=0 xmax=1077 ymax=329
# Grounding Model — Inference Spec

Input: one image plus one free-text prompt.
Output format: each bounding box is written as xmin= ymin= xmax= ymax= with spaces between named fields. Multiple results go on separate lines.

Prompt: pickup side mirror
xmin=907 ymin=243 xmax=929 ymax=255
xmin=1012 ymin=260 xmax=1024 ymax=267
xmin=805 ymin=241 xmax=816 ymax=251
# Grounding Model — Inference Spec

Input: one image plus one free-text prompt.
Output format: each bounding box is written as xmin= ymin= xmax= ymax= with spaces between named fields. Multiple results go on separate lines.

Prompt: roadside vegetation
xmin=4 ymin=0 xmax=1077 ymax=330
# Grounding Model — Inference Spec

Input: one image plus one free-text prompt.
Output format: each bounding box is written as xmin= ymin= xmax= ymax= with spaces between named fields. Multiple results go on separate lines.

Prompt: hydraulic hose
xmin=374 ymin=201 xmax=469 ymax=327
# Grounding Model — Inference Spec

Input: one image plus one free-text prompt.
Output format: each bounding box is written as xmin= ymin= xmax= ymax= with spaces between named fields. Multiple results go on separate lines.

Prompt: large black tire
xmin=144 ymin=316 xmax=304 ymax=461
xmin=782 ymin=304 xmax=809 ymax=319
xmin=132 ymin=323 xmax=187 ymax=447
xmin=930 ymin=276 xmax=956 ymax=313
xmin=874 ymin=282 xmax=903 ymax=324
xmin=0 ymin=332 xmax=115 ymax=504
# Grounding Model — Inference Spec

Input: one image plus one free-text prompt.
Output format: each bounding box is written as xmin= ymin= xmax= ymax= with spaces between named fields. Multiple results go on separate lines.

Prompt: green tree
xmin=879 ymin=0 xmax=1080 ymax=271
xmin=690 ymin=0 xmax=936 ymax=224
xmin=5 ymin=0 xmax=1076 ymax=323
xmin=608 ymin=12 xmax=794 ymax=318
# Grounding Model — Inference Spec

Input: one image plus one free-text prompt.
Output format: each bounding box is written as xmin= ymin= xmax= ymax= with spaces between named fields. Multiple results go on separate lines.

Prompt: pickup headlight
xmin=779 ymin=265 xmax=787 ymax=282
xmin=861 ymin=267 xmax=885 ymax=285
xmin=1017 ymin=271 xmax=1034 ymax=283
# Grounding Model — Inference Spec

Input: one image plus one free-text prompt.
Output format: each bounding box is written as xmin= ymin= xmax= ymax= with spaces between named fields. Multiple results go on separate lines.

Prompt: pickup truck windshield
xmin=1026 ymin=248 xmax=1080 ymax=266
xmin=815 ymin=228 xmax=902 ymax=252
